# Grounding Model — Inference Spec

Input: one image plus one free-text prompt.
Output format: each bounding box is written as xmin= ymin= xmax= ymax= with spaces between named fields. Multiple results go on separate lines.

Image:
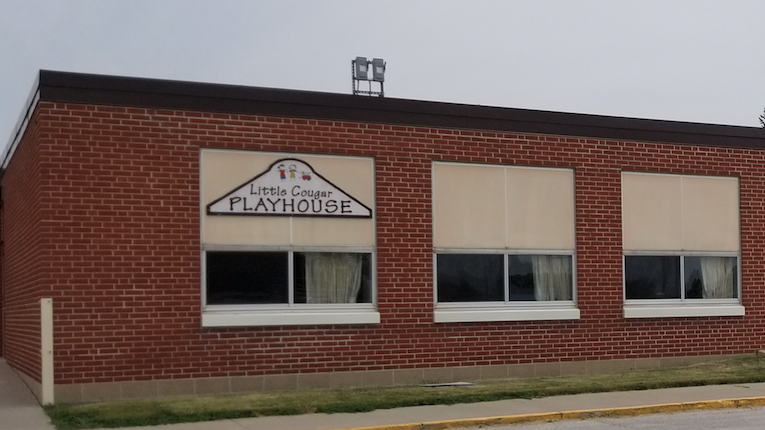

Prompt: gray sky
xmin=2 ymin=0 xmax=764 ymax=151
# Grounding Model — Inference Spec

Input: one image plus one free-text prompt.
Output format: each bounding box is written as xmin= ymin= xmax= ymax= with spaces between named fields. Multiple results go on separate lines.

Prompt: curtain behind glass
xmin=700 ymin=257 xmax=736 ymax=299
xmin=305 ymin=253 xmax=362 ymax=303
xmin=531 ymin=255 xmax=572 ymax=301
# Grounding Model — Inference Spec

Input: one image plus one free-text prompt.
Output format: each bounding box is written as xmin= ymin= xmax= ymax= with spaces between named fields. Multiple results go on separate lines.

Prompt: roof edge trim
xmin=20 ymin=70 xmax=765 ymax=152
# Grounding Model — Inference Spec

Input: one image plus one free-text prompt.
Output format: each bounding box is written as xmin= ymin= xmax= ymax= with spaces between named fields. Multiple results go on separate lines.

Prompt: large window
xmin=437 ymin=254 xmax=573 ymax=302
xmin=624 ymin=255 xmax=737 ymax=300
xmin=206 ymin=251 xmax=373 ymax=305
xmin=432 ymin=162 xmax=578 ymax=322
xmin=621 ymin=173 xmax=742 ymax=318
xmin=201 ymin=150 xmax=378 ymax=327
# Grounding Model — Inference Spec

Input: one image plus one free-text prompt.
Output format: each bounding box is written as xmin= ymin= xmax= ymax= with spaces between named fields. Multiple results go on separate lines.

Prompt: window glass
xmin=206 ymin=251 xmax=288 ymax=304
xmin=437 ymin=254 xmax=573 ymax=303
xmin=508 ymin=255 xmax=535 ymax=301
xmin=437 ymin=254 xmax=504 ymax=302
xmin=294 ymin=252 xmax=372 ymax=304
xmin=684 ymin=256 xmax=737 ymax=299
xmin=509 ymin=255 xmax=573 ymax=301
xmin=206 ymin=251 xmax=372 ymax=305
xmin=624 ymin=256 xmax=681 ymax=299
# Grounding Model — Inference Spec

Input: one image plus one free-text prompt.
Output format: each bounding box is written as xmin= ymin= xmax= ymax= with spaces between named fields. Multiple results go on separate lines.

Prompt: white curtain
xmin=531 ymin=255 xmax=572 ymax=301
xmin=305 ymin=253 xmax=363 ymax=303
xmin=700 ymin=257 xmax=735 ymax=299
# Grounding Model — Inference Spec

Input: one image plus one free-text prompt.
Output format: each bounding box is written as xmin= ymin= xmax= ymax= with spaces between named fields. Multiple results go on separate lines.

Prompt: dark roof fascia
xmin=34 ymin=70 xmax=765 ymax=150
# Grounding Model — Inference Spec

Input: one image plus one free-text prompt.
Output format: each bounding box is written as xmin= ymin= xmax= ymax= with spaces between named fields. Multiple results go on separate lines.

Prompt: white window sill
xmin=202 ymin=310 xmax=380 ymax=327
xmin=434 ymin=307 xmax=580 ymax=323
xmin=623 ymin=304 xmax=745 ymax=319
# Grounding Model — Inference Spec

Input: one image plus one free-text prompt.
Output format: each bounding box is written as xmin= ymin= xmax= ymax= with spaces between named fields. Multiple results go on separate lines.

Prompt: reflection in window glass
xmin=206 ymin=252 xmax=288 ymax=304
xmin=508 ymin=255 xmax=535 ymax=301
xmin=207 ymin=251 xmax=372 ymax=305
xmin=625 ymin=256 xmax=681 ymax=299
xmin=437 ymin=254 xmax=504 ymax=302
xmin=684 ymin=256 xmax=737 ymax=299
xmin=509 ymin=255 xmax=573 ymax=301
xmin=294 ymin=253 xmax=372 ymax=304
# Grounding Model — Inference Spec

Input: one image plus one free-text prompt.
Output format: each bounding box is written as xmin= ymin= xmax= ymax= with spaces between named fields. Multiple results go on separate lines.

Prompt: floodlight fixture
xmin=354 ymin=57 xmax=369 ymax=80
xmin=352 ymin=56 xmax=386 ymax=97
xmin=372 ymin=58 xmax=385 ymax=82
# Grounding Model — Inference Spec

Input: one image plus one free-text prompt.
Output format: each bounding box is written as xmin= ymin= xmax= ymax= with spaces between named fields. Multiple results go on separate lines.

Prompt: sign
xmin=207 ymin=158 xmax=372 ymax=218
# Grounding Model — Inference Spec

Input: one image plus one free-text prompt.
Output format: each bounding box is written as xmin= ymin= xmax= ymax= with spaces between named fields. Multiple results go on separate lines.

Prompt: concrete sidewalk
xmin=3 ymin=358 xmax=765 ymax=430
xmin=0 ymin=359 xmax=54 ymax=430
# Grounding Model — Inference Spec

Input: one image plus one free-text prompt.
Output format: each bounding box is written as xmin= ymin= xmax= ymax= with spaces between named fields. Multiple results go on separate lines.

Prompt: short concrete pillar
xmin=40 ymin=298 xmax=53 ymax=405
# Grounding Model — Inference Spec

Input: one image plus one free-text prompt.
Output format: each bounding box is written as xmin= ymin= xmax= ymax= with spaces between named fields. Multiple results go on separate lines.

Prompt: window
xmin=510 ymin=255 xmax=573 ymax=301
xmin=624 ymin=255 xmax=737 ymax=300
xmin=432 ymin=162 xmax=579 ymax=323
xmin=621 ymin=173 xmax=743 ymax=318
xmin=201 ymin=150 xmax=378 ymax=327
xmin=684 ymin=256 xmax=737 ymax=299
xmin=437 ymin=254 xmax=504 ymax=302
xmin=206 ymin=251 xmax=373 ymax=305
xmin=207 ymin=251 xmax=289 ymax=304
xmin=437 ymin=254 xmax=573 ymax=302
xmin=624 ymin=256 xmax=680 ymax=300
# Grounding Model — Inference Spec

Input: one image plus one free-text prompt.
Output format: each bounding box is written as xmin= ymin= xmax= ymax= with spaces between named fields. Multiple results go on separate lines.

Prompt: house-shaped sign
xmin=207 ymin=158 xmax=372 ymax=218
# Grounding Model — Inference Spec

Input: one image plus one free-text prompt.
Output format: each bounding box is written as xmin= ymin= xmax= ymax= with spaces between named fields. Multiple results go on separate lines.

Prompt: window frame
xmin=431 ymin=161 xmax=579 ymax=323
xmin=201 ymin=245 xmax=379 ymax=327
xmin=433 ymin=248 xmax=580 ymax=323
xmin=620 ymin=171 xmax=743 ymax=318
xmin=622 ymin=251 xmax=744 ymax=318
xmin=200 ymin=150 xmax=378 ymax=327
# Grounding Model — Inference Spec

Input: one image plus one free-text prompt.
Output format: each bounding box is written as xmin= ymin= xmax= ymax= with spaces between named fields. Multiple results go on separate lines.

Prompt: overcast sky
xmin=2 ymin=0 xmax=764 ymax=151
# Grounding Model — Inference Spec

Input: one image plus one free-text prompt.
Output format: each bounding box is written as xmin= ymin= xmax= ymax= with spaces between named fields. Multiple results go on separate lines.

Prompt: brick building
xmin=2 ymin=70 xmax=765 ymax=404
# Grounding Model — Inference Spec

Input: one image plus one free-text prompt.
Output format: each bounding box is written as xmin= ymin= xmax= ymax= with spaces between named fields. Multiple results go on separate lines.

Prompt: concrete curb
xmin=346 ymin=396 xmax=765 ymax=430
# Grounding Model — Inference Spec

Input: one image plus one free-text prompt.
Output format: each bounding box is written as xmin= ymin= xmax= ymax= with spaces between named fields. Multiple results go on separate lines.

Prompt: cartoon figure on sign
xmin=278 ymin=164 xmax=286 ymax=180
xmin=301 ymin=171 xmax=311 ymax=180
xmin=289 ymin=164 xmax=297 ymax=180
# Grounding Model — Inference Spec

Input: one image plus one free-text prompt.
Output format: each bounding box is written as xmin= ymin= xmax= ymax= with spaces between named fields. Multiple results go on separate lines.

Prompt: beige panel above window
xmin=433 ymin=163 xmax=506 ymax=248
xmin=205 ymin=217 xmax=291 ymax=246
xmin=682 ymin=175 xmax=739 ymax=252
xmin=433 ymin=162 xmax=575 ymax=250
xmin=201 ymin=149 xmax=374 ymax=247
xmin=202 ymin=150 xmax=274 ymax=210
xmin=622 ymin=172 xmax=739 ymax=252
xmin=506 ymin=167 xmax=575 ymax=249
xmin=298 ymin=156 xmax=375 ymax=205
xmin=622 ymin=173 xmax=683 ymax=251
xmin=292 ymin=217 xmax=375 ymax=247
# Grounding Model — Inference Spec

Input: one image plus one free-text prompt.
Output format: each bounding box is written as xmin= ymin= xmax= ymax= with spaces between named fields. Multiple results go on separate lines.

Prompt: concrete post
xmin=40 ymin=298 xmax=53 ymax=405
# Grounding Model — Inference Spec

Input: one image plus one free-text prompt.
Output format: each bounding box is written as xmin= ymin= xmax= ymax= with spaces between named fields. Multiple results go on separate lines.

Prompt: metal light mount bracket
xmin=352 ymin=57 xmax=385 ymax=97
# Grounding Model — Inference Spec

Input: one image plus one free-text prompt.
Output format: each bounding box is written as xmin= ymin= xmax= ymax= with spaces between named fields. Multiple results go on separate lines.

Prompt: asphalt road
xmin=463 ymin=406 xmax=765 ymax=430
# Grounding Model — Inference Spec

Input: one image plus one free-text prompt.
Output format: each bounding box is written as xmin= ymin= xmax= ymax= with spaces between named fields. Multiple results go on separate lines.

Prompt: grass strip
xmin=46 ymin=355 xmax=765 ymax=429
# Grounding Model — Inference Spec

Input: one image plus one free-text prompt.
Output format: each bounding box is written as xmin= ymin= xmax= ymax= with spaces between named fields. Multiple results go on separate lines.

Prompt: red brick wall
xmin=2 ymin=114 xmax=45 ymax=379
xmin=5 ymin=101 xmax=765 ymax=386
